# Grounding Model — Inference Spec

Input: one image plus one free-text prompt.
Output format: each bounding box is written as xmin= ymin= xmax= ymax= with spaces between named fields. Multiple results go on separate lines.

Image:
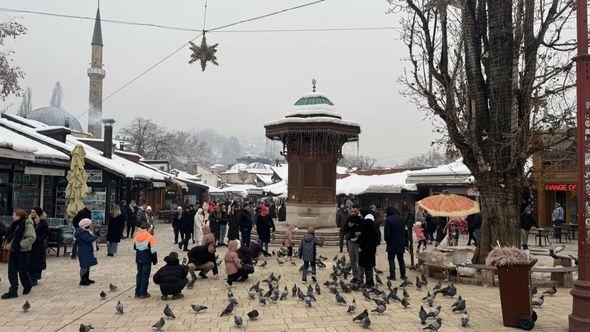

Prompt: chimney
xmin=102 ymin=118 xmax=115 ymax=158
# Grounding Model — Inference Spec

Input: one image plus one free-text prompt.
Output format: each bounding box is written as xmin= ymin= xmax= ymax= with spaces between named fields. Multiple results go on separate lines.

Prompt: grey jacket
xmin=298 ymin=234 xmax=324 ymax=262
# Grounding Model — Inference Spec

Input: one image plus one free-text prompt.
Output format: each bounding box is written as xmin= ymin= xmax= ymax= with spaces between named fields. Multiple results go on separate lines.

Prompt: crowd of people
xmin=1 ymin=195 xmax=522 ymax=301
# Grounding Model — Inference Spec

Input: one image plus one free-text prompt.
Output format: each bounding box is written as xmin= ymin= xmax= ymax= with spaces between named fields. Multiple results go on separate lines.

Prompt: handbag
xmin=1 ymin=239 xmax=9 ymax=263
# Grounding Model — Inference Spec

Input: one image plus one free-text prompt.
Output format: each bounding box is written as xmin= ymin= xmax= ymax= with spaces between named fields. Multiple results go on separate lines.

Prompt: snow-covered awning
xmin=336 ymin=170 xmax=417 ymax=195
xmin=0 ymin=125 xmax=69 ymax=163
xmin=0 ymin=118 xmax=167 ymax=182
xmin=406 ymin=159 xmax=471 ymax=185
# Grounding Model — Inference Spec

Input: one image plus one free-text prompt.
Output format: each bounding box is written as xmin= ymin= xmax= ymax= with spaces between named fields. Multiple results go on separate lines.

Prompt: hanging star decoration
xmin=189 ymin=32 xmax=219 ymax=71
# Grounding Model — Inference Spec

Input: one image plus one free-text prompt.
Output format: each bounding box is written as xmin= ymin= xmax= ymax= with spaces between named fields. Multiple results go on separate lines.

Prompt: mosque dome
xmin=27 ymin=106 xmax=84 ymax=132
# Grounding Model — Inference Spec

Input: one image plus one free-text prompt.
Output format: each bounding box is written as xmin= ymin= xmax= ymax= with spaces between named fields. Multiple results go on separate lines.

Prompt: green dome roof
xmin=294 ymin=95 xmax=334 ymax=106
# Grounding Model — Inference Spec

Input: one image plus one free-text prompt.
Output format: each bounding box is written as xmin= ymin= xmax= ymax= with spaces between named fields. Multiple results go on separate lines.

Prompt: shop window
xmin=12 ymin=174 xmax=41 ymax=212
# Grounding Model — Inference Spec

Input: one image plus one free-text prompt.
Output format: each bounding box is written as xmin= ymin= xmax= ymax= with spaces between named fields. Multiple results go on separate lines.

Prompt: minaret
xmin=87 ymin=6 xmax=105 ymax=138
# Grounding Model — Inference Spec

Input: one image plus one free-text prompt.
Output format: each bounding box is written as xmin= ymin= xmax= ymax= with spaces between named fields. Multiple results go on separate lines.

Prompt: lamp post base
xmin=569 ymin=279 xmax=590 ymax=332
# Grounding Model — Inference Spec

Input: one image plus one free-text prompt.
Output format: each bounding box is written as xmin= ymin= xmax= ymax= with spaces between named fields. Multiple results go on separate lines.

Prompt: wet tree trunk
xmin=471 ymin=173 xmax=522 ymax=264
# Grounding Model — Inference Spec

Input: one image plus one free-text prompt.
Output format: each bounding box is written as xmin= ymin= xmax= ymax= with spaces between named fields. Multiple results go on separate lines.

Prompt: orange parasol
xmin=417 ymin=191 xmax=480 ymax=217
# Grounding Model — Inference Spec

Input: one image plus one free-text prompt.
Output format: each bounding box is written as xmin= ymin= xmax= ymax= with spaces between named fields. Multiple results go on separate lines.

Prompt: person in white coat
xmin=193 ymin=208 xmax=205 ymax=245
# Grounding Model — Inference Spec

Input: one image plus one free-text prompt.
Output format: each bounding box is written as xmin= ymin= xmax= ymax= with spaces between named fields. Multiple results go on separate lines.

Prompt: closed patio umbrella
xmin=66 ymin=145 xmax=89 ymax=218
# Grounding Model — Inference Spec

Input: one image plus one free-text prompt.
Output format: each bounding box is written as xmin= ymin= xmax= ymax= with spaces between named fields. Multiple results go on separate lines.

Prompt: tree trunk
xmin=472 ymin=175 xmax=522 ymax=264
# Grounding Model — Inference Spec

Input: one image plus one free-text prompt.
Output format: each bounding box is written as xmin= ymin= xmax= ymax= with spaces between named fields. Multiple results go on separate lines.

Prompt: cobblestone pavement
xmin=0 ymin=222 xmax=571 ymax=331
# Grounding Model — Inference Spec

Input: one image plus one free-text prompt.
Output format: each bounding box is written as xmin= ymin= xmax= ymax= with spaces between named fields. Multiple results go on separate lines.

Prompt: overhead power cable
xmin=73 ymin=0 xmax=326 ymax=119
xmin=0 ymin=6 xmax=401 ymax=33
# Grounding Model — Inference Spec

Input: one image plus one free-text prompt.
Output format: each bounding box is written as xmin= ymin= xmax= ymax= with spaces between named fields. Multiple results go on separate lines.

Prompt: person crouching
xmin=153 ymin=252 xmax=189 ymax=300
xmin=225 ymin=240 xmax=246 ymax=286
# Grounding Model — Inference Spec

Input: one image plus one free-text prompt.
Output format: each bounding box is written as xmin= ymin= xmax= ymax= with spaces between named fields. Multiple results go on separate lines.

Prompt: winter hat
xmin=33 ymin=207 xmax=43 ymax=216
xmin=146 ymin=206 xmax=152 ymax=212
xmin=79 ymin=218 xmax=92 ymax=229
xmin=364 ymin=214 xmax=375 ymax=221
xmin=261 ymin=205 xmax=268 ymax=212
xmin=414 ymin=222 xmax=422 ymax=227
xmin=176 ymin=206 xmax=182 ymax=211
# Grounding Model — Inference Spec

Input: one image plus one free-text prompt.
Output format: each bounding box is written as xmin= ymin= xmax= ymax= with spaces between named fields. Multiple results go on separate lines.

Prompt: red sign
xmin=544 ymin=184 xmax=578 ymax=191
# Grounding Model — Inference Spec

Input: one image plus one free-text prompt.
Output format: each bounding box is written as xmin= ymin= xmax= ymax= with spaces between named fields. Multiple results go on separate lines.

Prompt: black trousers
xmin=241 ymin=229 xmax=251 ymax=247
xmin=8 ymin=251 xmax=32 ymax=293
xmin=338 ymin=228 xmax=347 ymax=252
xmin=287 ymin=246 xmax=293 ymax=257
xmin=180 ymin=232 xmax=192 ymax=251
xmin=387 ymin=250 xmax=406 ymax=279
xmin=126 ymin=225 xmax=136 ymax=238
xmin=467 ymin=230 xmax=475 ymax=245
xmin=227 ymin=270 xmax=248 ymax=285
xmin=173 ymin=228 xmax=180 ymax=243
xmin=160 ymin=278 xmax=188 ymax=296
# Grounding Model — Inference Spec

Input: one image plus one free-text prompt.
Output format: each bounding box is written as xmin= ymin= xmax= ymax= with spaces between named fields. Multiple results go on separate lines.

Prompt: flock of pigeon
xmin=18 ymin=246 xmax=558 ymax=331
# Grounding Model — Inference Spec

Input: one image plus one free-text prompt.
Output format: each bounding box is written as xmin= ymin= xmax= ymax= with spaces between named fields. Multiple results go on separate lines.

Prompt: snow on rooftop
xmin=336 ymin=170 xmax=416 ymax=195
xmin=408 ymin=159 xmax=471 ymax=177
xmin=209 ymin=184 xmax=257 ymax=197
xmin=0 ymin=126 xmax=69 ymax=160
xmin=265 ymin=116 xmax=360 ymax=128
xmin=270 ymin=165 xmax=288 ymax=180
xmin=262 ymin=180 xmax=287 ymax=195
xmin=0 ymin=118 xmax=167 ymax=181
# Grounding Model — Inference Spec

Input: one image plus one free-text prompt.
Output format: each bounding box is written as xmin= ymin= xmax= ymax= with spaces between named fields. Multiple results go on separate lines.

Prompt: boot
xmin=1 ymin=290 xmax=17 ymax=299
xmin=86 ymin=271 xmax=95 ymax=284
xmin=79 ymin=274 xmax=91 ymax=286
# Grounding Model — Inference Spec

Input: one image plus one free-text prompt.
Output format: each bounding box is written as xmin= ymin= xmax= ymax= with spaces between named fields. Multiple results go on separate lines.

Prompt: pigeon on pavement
xmin=164 ymin=304 xmax=175 ymax=319
xmin=191 ymin=304 xmax=208 ymax=313
xmin=543 ymin=286 xmax=557 ymax=296
xmin=234 ymin=315 xmax=243 ymax=327
xmin=347 ymin=299 xmax=357 ymax=313
xmin=22 ymin=300 xmax=30 ymax=312
xmin=116 ymin=301 xmax=124 ymax=314
xmin=109 ymin=283 xmax=118 ymax=292
xmin=99 ymin=291 xmax=106 ymax=300
xmin=79 ymin=324 xmax=94 ymax=332
xmin=353 ymin=309 xmax=369 ymax=322
xmin=361 ymin=316 xmax=371 ymax=329
xmin=151 ymin=318 xmax=165 ymax=331
xmin=372 ymin=305 xmax=386 ymax=314
xmin=247 ymin=309 xmax=259 ymax=320
xmin=419 ymin=305 xmax=428 ymax=324
xmin=461 ymin=311 xmax=470 ymax=327
xmin=532 ymin=295 xmax=545 ymax=307
xmin=221 ymin=303 xmax=236 ymax=316
xmin=452 ymin=299 xmax=466 ymax=312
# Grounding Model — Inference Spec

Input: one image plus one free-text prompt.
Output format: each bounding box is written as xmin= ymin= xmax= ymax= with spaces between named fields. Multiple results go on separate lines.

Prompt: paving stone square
xmin=0 ymin=222 xmax=571 ymax=331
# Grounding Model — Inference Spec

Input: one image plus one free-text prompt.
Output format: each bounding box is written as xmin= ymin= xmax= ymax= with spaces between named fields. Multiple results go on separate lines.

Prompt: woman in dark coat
xmin=358 ymin=212 xmax=379 ymax=287
xmin=125 ymin=201 xmax=138 ymax=238
xmin=28 ymin=207 xmax=49 ymax=286
xmin=106 ymin=205 xmax=125 ymax=257
xmin=178 ymin=208 xmax=193 ymax=252
xmin=172 ymin=207 xmax=182 ymax=244
xmin=255 ymin=205 xmax=275 ymax=252
xmin=75 ymin=218 xmax=98 ymax=286
xmin=278 ymin=202 xmax=286 ymax=222
xmin=227 ymin=205 xmax=240 ymax=241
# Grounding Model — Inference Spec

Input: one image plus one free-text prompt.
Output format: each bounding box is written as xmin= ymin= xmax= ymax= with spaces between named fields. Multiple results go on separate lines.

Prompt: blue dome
xmin=27 ymin=106 xmax=84 ymax=132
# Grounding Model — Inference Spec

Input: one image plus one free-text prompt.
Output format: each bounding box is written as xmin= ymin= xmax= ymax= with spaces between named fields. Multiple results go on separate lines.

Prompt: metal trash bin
xmin=497 ymin=258 xmax=538 ymax=330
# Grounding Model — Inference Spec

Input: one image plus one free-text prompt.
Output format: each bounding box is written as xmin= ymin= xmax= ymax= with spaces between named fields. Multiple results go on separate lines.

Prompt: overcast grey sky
xmin=2 ymin=0 xmax=437 ymax=166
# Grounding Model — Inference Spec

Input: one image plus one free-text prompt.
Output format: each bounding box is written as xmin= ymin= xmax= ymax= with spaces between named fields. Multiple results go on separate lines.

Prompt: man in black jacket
xmin=187 ymin=244 xmax=218 ymax=285
xmin=384 ymin=207 xmax=406 ymax=281
xmin=335 ymin=205 xmax=349 ymax=253
xmin=520 ymin=207 xmax=537 ymax=249
xmin=153 ymin=252 xmax=189 ymax=300
xmin=343 ymin=204 xmax=362 ymax=284
xmin=70 ymin=203 xmax=93 ymax=259
xmin=238 ymin=203 xmax=253 ymax=247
